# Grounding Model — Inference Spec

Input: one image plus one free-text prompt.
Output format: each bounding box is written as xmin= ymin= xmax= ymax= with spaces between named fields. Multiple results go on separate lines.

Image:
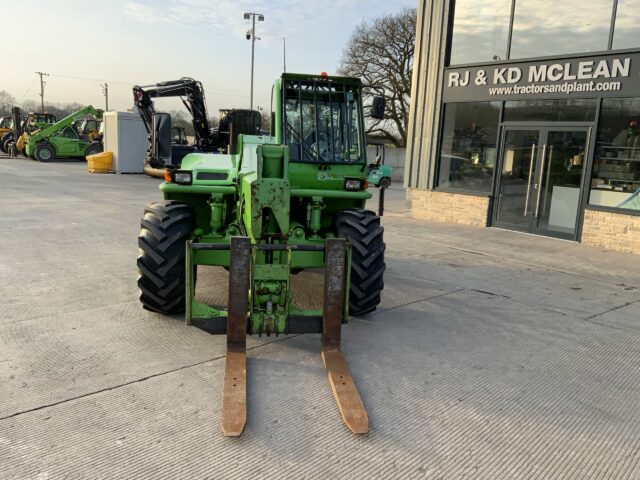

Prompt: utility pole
xmin=283 ymin=37 xmax=286 ymax=73
xmin=101 ymin=83 xmax=109 ymax=111
xmin=244 ymin=12 xmax=264 ymax=112
xmin=35 ymin=71 xmax=49 ymax=113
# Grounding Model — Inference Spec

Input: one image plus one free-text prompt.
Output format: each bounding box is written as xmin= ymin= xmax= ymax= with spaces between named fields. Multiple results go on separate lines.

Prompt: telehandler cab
xmin=138 ymin=72 xmax=386 ymax=436
xmin=76 ymin=118 xmax=103 ymax=142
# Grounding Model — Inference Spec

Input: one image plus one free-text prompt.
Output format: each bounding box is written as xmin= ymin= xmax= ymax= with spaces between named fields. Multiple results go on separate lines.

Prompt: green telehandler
xmin=24 ymin=106 xmax=103 ymax=161
xmin=138 ymin=72 xmax=387 ymax=436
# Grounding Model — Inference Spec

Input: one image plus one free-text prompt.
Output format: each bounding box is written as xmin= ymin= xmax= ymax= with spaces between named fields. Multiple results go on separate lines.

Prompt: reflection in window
xmin=510 ymin=0 xmax=614 ymax=59
xmin=504 ymin=99 xmax=597 ymax=122
xmin=590 ymin=98 xmax=640 ymax=211
xmin=449 ymin=0 xmax=511 ymax=65
xmin=284 ymin=83 xmax=360 ymax=163
xmin=438 ymin=102 xmax=500 ymax=192
xmin=613 ymin=0 xmax=640 ymax=50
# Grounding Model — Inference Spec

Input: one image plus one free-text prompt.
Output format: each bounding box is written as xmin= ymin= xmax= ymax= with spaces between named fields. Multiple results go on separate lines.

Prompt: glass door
xmin=494 ymin=127 xmax=590 ymax=239
xmin=494 ymin=128 xmax=541 ymax=233
xmin=535 ymin=129 xmax=589 ymax=238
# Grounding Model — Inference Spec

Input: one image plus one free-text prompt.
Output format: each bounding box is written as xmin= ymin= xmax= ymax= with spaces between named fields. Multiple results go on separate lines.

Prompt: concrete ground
xmin=1 ymin=153 xmax=639 ymax=479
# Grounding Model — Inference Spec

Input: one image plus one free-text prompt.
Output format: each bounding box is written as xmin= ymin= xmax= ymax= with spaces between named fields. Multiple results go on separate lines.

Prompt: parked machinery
xmin=137 ymin=72 xmax=386 ymax=436
xmin=0 ymin=115 xmax=12 ymax=139
xmin=76 ymin=118 xmax=103 ymax=143
xmin=23 ymin=106 xmax=103 ymax=161
xmin=132 ymin=77 xmax=261 ymax=169
xmin=1 ymin=108 xmax=57 ymax=154
xmin=171 ymin=125 xmax=188 ymax=145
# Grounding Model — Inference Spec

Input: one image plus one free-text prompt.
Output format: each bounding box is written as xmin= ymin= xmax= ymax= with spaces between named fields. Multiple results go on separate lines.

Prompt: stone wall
xmin=408 ymin=189 xmax=490 ymax=227
xmin=581 ymin=209 xmax=640 ymax=255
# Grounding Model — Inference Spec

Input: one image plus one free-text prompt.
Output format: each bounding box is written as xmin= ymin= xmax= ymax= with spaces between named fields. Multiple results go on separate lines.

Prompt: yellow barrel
xmin=86 ymin=151 xmax=112 ymax=173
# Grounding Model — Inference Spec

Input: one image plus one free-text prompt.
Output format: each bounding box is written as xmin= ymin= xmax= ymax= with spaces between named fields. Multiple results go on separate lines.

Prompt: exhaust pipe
xmin=144 ymin=164 xmax=165 ymax=179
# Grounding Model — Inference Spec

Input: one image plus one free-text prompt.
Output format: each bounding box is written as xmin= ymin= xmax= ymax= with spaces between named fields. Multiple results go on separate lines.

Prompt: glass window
xmin=510 ymin=0 xmax=614 ymax=59
xmin=449 ymin=0 xmax=512 ymax=65
xmin=613 ymin=0 xmax=640 ymax=50
xmin=504 ymin=99 xmax=597 ymax=122
xmin=284 ymin=81 xmax=361 ymax=163
xmin=589 ymin=97 xmax=640 ymax=211
xmin=438 ymin=101 xmax=501 ymax=192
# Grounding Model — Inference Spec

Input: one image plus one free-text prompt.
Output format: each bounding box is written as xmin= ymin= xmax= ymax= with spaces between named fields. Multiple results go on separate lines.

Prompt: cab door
xmin=55 ymin=126 xmax=86 ymax=156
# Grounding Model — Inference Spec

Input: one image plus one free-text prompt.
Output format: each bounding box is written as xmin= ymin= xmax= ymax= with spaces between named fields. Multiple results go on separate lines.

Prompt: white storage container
xmin=103 ymin=111 xmax=148 ymax=174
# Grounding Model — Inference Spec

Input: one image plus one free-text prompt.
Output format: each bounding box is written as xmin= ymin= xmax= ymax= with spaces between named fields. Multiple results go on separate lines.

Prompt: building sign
xmin=443 ymin=53 xmax=640 ymax=102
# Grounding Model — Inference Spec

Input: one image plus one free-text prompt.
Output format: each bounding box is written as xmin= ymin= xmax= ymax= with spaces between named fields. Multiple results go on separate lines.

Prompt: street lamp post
xmin=244 ymin=12 xmax=264 ymax=113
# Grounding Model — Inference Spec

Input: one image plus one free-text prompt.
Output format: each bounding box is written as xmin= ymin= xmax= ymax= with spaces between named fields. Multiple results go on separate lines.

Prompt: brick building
xmin=405 ymin=0 xmax=640 ymax=254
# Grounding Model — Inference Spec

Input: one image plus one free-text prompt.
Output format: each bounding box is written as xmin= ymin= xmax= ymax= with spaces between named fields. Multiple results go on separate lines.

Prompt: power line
xmin=48 ymin=72 xmax=247 ymax=97
xmin=48 ymin=73 xmax=133 ymax=86
xmin=35 ymin=72 xmax=49 ymax=113
xmin=19 ymin=79 xmax=37 ymax=102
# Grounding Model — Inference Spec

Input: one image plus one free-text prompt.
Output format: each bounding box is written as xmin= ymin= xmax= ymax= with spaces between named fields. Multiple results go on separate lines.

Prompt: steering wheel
xmin=304 ymin=130 xmax=331 ymax=162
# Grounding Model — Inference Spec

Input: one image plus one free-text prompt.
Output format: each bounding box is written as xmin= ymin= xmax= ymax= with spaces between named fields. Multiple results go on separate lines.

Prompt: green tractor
xmin=24 ymin=106 xmax=103 ymax=161
xmin=138 ymin=72 xmax=386 ymax=436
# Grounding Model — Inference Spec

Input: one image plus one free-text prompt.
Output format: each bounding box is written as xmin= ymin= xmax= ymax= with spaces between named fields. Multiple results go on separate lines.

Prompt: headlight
xmin=173 ymin=171 xmax=192 ymax=185
xmin=344 ymin=179 xmax=364 ymax=191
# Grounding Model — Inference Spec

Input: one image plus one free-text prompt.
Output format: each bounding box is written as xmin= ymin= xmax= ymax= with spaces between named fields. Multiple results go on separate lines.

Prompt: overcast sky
xmin=1 ymin=0 xmax=416 ymax=115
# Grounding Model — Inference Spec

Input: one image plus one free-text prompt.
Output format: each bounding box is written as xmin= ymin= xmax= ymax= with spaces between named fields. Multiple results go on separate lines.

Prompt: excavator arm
xmin=133 ymin=77 xmax=213 ymax=152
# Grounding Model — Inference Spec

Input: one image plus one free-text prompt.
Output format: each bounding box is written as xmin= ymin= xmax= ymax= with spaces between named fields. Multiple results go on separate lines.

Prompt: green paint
xmin=170 ymin=73 xmax=372 ymax=333
xmin=24 ymin=105 xmax=102 ymax=159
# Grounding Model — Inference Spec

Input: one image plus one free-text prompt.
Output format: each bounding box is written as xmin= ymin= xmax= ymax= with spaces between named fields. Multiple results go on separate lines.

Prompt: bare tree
xmin=21 ymin=100 xmax=38 ymax=113
xmin=339 ymin=8 xmax=416 ymax=147
xmin=208 ymin=114 xmax=220 ymax=130
xmin=0 ymin=90 xmax=17 ymax=116
xmin=169 ymin=110 xmax=194 ymax=136
xmin=260 ymin=109 xmax=270 ymax=132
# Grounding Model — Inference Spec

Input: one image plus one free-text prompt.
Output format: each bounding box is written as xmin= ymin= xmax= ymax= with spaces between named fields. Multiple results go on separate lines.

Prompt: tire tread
xmin=137 ymin=201 xmax=193 ymax=314
xmin=335 ymin=208 xmax=385 ymax=316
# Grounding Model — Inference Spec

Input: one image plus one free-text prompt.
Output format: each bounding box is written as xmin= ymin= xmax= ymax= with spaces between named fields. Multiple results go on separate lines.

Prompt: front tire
xmin=2 ymin=134 xmax=13 ymax=154
xmin=84 ymin=142 xmax=103 ymax=159
xmin=34 ymin=143 xmax=55 ymax=162
xmin=378 ymin=177 xmax=391 ymax=189
xmin=335 ymin=208 xmax=386 ymax=316
xmin=137 ymin=201 xmax=193 ymax=314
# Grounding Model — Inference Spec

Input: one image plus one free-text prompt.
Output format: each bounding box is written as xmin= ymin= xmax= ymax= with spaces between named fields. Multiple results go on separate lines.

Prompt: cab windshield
xmin=283 ymin=79 xmax=362 ymax=163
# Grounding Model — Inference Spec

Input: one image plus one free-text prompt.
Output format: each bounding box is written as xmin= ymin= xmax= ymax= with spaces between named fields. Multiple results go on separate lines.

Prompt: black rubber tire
xmin=84 ymin=142 xmax=103 ymax=159
xmin=335 ymin=208 xmax=385 ymax=316
xmin=379 ymin=177 xmax=391 ymax=189
xmin=137 ymin=201 xmax=194 ymax=314
xmin=1 ymin=134 xmax=13 ymax=153
xmin=34 ymin=143 xmax=55 ymax=162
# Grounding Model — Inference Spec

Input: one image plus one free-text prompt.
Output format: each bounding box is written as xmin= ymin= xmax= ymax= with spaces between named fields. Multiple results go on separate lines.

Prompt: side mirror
xmin=371 ymin=96 xmax=385 ymax=120
xmin=151 ymin=112 xmax=173 ymax=168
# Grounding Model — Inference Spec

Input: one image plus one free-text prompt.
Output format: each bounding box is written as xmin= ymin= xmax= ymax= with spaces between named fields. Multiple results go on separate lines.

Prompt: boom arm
xmin=27 ymin=106 xmax=102 ymax=144
xmin=133 ymin=77 xmax=212 ymax=151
